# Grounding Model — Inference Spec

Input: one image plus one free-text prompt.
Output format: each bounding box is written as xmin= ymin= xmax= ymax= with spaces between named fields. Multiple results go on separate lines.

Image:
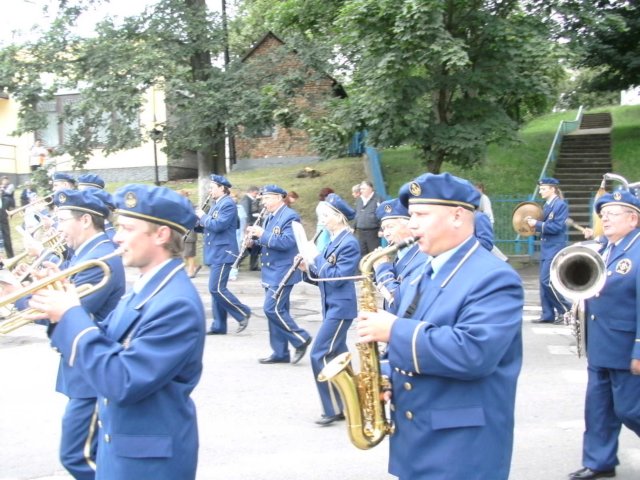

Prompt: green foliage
xmin=246 ymin=0 xmax=564 ymax=173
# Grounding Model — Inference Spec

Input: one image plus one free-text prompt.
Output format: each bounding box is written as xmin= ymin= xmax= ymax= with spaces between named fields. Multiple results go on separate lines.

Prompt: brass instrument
xmin=273 ymin=229 xmax=323 ymax=299
xmin=0 ymin=249 xmax=122 ymax=334
xmin=550 ymin=243 xmax=606 ymax=357
xmin=566 ymin=218 xmax=588 ymax=235
xmin=318 ymin=237 xmax=417 ymax=450
xmin=232 ymin=207 xmax=267 ymax=270
xmin=511 ymin=201 xmax=542 ymax=237
xmin=7 ymin=194 xmax=53 ymax=218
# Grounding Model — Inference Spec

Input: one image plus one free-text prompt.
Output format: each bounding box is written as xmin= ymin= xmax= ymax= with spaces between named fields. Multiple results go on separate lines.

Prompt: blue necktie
xmin=403 ymin=262 xmax=433 ymax=317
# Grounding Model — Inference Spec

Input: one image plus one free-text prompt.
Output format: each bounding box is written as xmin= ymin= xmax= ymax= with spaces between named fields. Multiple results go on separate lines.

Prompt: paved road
xmin=0 ymin=263 xmax=638 ymax=479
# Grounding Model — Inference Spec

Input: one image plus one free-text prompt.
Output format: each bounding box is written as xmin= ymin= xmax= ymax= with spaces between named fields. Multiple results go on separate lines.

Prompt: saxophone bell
xmin=317 ymin=237 xmax=417 ymax=449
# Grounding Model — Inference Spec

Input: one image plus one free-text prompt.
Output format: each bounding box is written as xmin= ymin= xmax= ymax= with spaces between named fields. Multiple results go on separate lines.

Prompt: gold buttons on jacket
xmin=104 ymin=434 xmax=111 ymax=443
xmin=403 ymin=382 xmax=412 ymax=391
xmin=405 ymin=411 xmax=414 ymax=420
xmin=103 ymin=398 xmax=109 ymax=406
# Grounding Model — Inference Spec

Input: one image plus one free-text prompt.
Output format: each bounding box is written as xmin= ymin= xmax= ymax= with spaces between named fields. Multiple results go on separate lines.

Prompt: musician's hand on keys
xmin=28 ymin=281 xmax=81 ymax=323
xmin=357 ymin=309 xmax=397 ymax=343
xmin=195 ymin=208 xmax=205 ymax=218
xmin=296 ymin=255 xmax=308 ymax=272
xmin=249 ymin=226 xmax=264 ymax=238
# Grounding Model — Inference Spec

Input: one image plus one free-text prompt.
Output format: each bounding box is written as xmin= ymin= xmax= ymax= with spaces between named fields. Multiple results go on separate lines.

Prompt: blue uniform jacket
xmin=374 ymin=243 xmax=428 ymax=314
xmin=55 ymin=233 xmax=126 ymax=398
xmin=585 ymin=229 xmax=640 ymax=369
xmin=474 ymin=210 xmax=494 ymax=251
xmin=387 ymin=238 xmax=524 ymax=479
xmin=201 ymin=194 xmax=238 ymax=265
xmin=534 ymin=196 xmax=569 ymax=259
xmin=256 ymin=205 xmax=302 ymax=287
xmin=50 ymin=258 xmax=205 ymax=480
xmin=308 ymin=229 xmax=360 ymax=319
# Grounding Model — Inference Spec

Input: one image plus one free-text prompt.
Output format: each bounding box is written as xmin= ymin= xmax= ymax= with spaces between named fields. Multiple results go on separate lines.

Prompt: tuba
xmin=317 ymin=237 xmax=416 ymax=450
xmin=550 ymin=243 xmax=606 ymax=357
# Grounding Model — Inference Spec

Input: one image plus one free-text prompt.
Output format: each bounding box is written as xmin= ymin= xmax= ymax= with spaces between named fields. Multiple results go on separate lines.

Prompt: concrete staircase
xmin=554 ymin=112 xmax=613 ymax=243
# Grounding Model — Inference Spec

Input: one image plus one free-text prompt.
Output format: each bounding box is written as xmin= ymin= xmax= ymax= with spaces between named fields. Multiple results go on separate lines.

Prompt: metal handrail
xmin=531 ymin=106 xmax=584 ymax=201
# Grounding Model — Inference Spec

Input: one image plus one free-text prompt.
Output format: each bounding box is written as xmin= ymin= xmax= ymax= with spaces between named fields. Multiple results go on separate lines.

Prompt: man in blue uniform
xmin=52 ymin=189 xmax=126 ymax=479
xmin=9 ymin=189 xmax=125 ymax=479
xmin=527 ymin=177 xmax=572 ymax=323
xmin=197 ymin=174 xmax=251 ymax=334
xmin=29 ymin=184 xmax=205 ymax=480
xmin=76 ymin=174 xmax=116 ymax=241
xmin=373 ymin=198 xmax=428 ymax=314
xmin=301 ymin=193 xmax=360 ymax=425
xmin=357 ymin=172 xmax=524 ymax=480
xmin=568 ymin=190 xmax=640 ymax=480
xmin=248 ymin=184 xmax=312 ymax=364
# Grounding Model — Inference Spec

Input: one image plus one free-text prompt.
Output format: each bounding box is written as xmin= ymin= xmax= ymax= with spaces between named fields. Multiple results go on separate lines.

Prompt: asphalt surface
xmin=0 ymin=262 xmax=639 ymax=480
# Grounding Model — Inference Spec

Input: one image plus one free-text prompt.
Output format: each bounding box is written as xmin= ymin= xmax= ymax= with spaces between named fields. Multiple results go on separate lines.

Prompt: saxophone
xmin=317 ymin=237 xmax=417 ymax=450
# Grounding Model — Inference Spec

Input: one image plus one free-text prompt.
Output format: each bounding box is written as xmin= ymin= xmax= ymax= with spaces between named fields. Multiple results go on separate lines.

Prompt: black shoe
xmin=569 ymin=467 xmax=616 ymax=479
xmin=258 ymin=355 xmax=290 ymax=364
xmin=315 ymin=413 xmax=345 ymax=426
xmin=532 ymin=318 xmax=554 ymax=324
xmin=206 ymin=330 xmax=225 ymax=335
xmin=292 ymin=337 xmax=312 ymax=365
xmin=236 ymin=313 xmax=250 ymax=333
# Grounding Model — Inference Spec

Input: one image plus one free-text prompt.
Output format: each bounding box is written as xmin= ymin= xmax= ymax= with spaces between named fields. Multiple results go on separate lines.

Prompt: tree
xmin=241 ymin=0 xmax=564 ymax=173
xmin=0 ymin=0 xmax=304 ymax=186
xmin=551 ymin=0 xmax=640 ymax=92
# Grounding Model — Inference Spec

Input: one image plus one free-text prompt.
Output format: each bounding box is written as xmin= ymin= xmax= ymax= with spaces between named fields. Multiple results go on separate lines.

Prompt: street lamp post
xmin=150 ymin=127 xmax=163 ymax=186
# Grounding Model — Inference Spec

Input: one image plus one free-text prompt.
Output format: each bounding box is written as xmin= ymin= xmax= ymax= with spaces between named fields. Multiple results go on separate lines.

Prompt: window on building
xmin=36 ymin=93 xmax=139 ymax=147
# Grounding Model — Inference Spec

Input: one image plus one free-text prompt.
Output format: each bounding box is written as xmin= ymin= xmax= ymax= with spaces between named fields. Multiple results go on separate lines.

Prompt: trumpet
xmin=0 ymin=249 xmax=122 ymax=334
xmin=7 ymin=194 xmax=53 ymax=218
xmin=232 ymin=207 xmax=267 ymax=270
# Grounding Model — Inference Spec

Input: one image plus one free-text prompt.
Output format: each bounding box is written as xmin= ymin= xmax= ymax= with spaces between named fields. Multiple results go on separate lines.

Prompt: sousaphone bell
xmin=512 ymin=201 xmax=542 ymax=237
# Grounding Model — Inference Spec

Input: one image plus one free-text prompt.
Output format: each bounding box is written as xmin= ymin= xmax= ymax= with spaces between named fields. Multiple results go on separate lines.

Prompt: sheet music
xmin=291 ymin=221 xmax=319 ymax=264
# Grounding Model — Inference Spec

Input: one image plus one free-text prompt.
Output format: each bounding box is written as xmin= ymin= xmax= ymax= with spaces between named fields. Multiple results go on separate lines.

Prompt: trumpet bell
xmin=550 ymin=244 xmax=606 ymax=301
xmin=512 ymin=201 xmax=542 ymax=237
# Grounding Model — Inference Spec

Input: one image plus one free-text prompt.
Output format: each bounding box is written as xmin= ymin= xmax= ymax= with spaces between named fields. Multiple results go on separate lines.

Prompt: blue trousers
xmin=263 ymin=285 xmax=310 ymax=360
xmin=60 ymin=397 xmax=98 ymax=480
xmin=310 ymin=317 xmax=352 ymax=417
xmin=582 ymin=365 xmax=640 ymax=470
xmin=208 ymin=263 xmax=250 ymax=333
xmin=540 ymin=257 xmax=571 ymax=320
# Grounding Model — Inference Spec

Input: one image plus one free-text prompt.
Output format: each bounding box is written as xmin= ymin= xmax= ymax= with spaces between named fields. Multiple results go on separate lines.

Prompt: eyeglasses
xmin=598 ymin=210 xmax=629 ymax=220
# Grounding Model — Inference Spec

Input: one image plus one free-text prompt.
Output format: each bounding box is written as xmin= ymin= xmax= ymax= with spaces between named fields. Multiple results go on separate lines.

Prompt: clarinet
xmin=232 ymin=207 xmax=267 ymax=270
xmin=183 ymin=194 xmax=212 ymax=241
xmin=273 ymin=229 xmax=323 ymax=299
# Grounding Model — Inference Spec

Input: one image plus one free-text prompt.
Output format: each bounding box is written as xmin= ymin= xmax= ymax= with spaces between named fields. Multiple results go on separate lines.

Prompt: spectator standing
xmin=179 ymin=190 xmax=201 ymax=278
xmin=0 ymin=177 xmax=16 ymax=210
xmin=353 ymin=180 xmax=383 ymax=256
xmin=476 ymin=182 xmax=494 ymax=225
xmin=29 ymin=140 xmax=48 ymax=171
xmin=239 ymin=186 xmax=261 ymax=271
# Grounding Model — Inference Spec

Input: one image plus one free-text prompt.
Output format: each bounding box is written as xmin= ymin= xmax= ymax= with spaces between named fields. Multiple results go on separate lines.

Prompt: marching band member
xmin=76 ymin=174 xmax=116 ymax=241
xmin=299 ymin=193 xmax=360 ymax=425
xmin=527 ymin=177 xmax=572 ymax=324
xmin=77 ymin=174 xmax=105 ymax=191
xmin=52 ymin=172 xmax=77 ymax=192
xmin=197 ymin=174 xmax=251 ymax=335
xmin=568 ymin=190 xmax=640 ymax=480
xmin=51 ymin=189 xmax=126 ymax=479
xmin=8 ymin=189 xmax=125 ymax=479
xmin=357 ymin=173 xmax=524 ymax=480
xmin=29 ymin=184 xmax=205 ymax=480
xmin=249 ymin=184 xmax=312 ymax=364
xmin=373 ymin=198 xmax=428 ymax=314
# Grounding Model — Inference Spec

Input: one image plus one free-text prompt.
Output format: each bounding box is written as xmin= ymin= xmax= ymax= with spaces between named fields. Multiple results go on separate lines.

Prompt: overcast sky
xmin=0 ymin=0 xmax=229 ymax=46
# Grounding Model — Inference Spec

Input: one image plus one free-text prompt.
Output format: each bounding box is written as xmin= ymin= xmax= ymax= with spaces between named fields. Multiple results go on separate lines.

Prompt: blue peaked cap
xmin=260 ymin=184 xmax=287 ymax=196
xmin=538 ymin=177 xmax=560 ymax=186
xmin=52 ymin=172 xmax=76 ymax=184
xmin=399 ymin=172 xmax=480 ymax=211
xmin=210 ymin=174 xmax=232 ymax=188
xmin=325 ymin=193 xmax=356 ymax=221
xmin=77 ymin=173 xmax=105 ymax=189
xmin=376 ymin=198 xmax=409 ymax=221
xmin=114 ymin=184 xmax=197 ymax=234
xmin=53 ymin=189 xmax=111 ymax=218
xmin=595 ymin=189 xmax=640 ymax=214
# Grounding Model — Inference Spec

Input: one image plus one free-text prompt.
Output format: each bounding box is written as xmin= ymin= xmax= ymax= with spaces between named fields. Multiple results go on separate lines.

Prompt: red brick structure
xmin=233 ymin=32 xmax=346 ymax=170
